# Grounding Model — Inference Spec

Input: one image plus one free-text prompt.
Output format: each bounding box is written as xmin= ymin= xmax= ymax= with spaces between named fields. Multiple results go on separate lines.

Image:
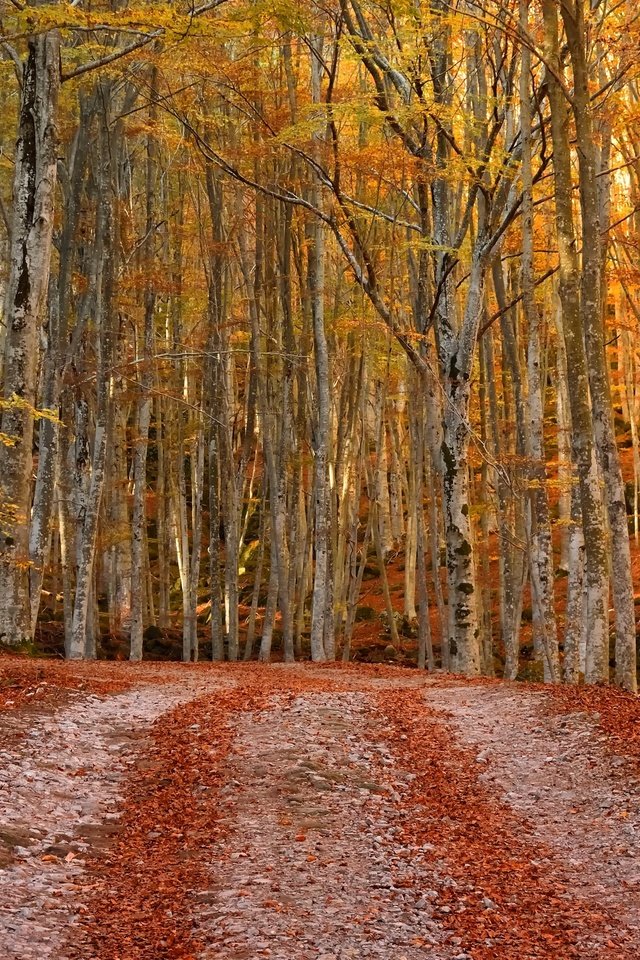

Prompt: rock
xmin=354 ymin=606 xmax=377 ymax=622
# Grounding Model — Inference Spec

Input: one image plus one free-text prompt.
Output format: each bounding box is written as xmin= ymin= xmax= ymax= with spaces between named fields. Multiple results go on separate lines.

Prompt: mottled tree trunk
xmin=0 ymin=31 xmax=60 ymax=646
xmin=130 ymin=70 xmax=158 ymax=661
xmin=309 ymin=37 xmax=333 ymax=662
xmin=520 ymin=0 xmax=560 ymax=681
xmin=543 ymin=0 xmax=610 ymax=684
xmin=68 ymin=122 xmax=114 ymax=659
xmin=561 ymin=0 xmax=637 ymax=692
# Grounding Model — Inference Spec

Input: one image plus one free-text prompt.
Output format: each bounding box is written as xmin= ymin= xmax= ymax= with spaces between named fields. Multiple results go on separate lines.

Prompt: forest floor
xmin=1 ymin=659 xmax=640 ymax=960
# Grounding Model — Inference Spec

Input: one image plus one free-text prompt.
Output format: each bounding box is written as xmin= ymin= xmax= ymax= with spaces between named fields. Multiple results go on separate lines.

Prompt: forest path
xmin=0 ymin=661 xmax=639 ymax=960
xmin=0 ymin=666 xmax=231 ymax=960
xmin=427 ymin=685 xmax=640 ymax=949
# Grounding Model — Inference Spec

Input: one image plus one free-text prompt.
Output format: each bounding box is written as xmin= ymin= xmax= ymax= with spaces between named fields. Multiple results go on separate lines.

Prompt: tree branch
xmin=62 ymin=0 xmax=232 ymax=83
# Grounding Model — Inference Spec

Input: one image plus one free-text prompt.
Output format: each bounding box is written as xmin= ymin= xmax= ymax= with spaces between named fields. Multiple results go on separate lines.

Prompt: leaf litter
xmin=0 ymin=659 xmax=638 ymax=960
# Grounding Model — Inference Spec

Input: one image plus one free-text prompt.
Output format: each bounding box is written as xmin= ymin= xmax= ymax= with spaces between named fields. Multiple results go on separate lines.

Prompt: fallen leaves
xmin=545 ymin=684 xmax=640 ymax=769
xmin=0 ymin=656 xmax=141 ymax=713
xmin=64 ymin=666 xmax=354 ymax=960
xmin=375 ymin=688 xmax=638 ymax=960
xmin=68 ymin=687 xmax=243 ymax=960
xmin=6 ymin=660 xmax=640 ymax=960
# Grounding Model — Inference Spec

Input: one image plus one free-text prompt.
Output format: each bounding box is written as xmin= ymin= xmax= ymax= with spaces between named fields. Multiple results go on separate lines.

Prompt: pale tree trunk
xmin=388 ymin=413 xmax=406 ymax=547
xmin=259 ymin=539 xmax=279 ymax=663
xmin=169 ymin=389 xmax=203 ymax=664
xmin=555 ymin=301 xmax=585 ymax=680
xmin=543 ymin=0 xmax=610 ymax=684
xmin=208 ymin=418 xmax=224 ymax=661
xmin=130 ymin=71 xmax=158 ymax=661
xmin=28 ymin=283 xmax=59 ymax=636
xmin=108 ymin=398 xmax=132 ymax=632
xmin=520 ymin=0 xmax=560 ymax=682
xmin=490 ymin=259 xmax=529 ymax=680
xmin=237 ymin=186 xmax=292 ymax=662
xmin=426 ymin=460 xmax=447 ymax=669
xmin=620 ymin=324 xmax=640 ymax=543
xmin=221 ymin=397 xmax=241 ymax=662
xmin=561 ymin=0 xmax=637 ymax=692
xmin=155 ymin=396 xmax=170 ymax=630
xmin=397 ymin=394 xmax=417 ymax=622
xmin=243 ymin=497 xmax=267 ymax=661
xmin=0 ymin=30 xmax=60 ymax=646
xmin=484 ymin=321 xmax=522 ymax=678
xmin=342 ymin=509 xmax=372 ymax=662
xmin=129 ymin=300 xmax=155 ymax=660
xmin=68 ymin=119 xmax=114 ymax=659
xmin=58 ymin=486 xmax=73 ymax=644
xmin=441 ymin=405 xmax=481 ymax=675
xmin=410 ymin=395 xmax=434 ymax=671
xmin=333 ymin=341 xmax=364 ymax=648
xmin=555 ymin=340 xmax=573 ymax=572
xmin=437 ymin=263 xmax=485 ymax=676
xmin=373 ymin=382 xmax=394 ymax=558
xmin=341 ymin=419 xmax=369 ymax=660
xmin=183 ymin=432 xmax=205 ymax=662
xmin=204 ymin=166 xmax=225 ymax=660
xmin=370 ymin=495 xmax=400 ymax=650
xmin=430 ymin=22 xmax=482 ymax=675
xmin=29 ymin=93 xmax=94 ymax=637
xmin=216 ymin=310 xmax=241 ymax=662
xmin=309 ymin=35 xmax=333 ymax=662
xmin=564 ymin=483 xmax=586 ymax=682
xmin=477 ymin=339 xmax=495 ymax=675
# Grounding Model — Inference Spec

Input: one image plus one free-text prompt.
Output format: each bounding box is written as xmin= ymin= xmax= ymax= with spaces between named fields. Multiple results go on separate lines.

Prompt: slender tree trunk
xmin=259 ymin=539 xmax=279 ymax=662
xmin=520 ymin=0 xmax=560 ymax=681
xmin=308 ymin=36 xmax=334 ymax=662
xmin=130 ymin=70 xmax=158 ymax=661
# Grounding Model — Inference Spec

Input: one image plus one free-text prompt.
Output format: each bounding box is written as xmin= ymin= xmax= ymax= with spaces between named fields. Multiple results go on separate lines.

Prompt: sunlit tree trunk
xmin=309 ymin=36 xmax=333 ymax=662
xmin=520 ymin=0 xmax=560 ymax=681
xmin=561 ymin=0 xmax=636 ymax=692
xmin=543 ymin=0 xmax=610 ymax=684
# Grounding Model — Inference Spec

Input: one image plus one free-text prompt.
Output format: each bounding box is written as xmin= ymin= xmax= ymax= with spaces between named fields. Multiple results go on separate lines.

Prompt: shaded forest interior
xmin=1 ymin=1 xmax=640 ymax=689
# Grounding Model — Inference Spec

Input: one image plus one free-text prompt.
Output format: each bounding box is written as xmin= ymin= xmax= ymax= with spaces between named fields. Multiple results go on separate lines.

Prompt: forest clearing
xmin=1 ymin=658 xmax=640 ymax=960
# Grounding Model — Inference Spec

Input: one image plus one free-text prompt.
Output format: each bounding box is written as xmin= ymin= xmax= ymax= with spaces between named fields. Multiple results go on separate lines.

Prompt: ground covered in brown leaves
xmin=1 ymin=658 xmax=639 ymax=960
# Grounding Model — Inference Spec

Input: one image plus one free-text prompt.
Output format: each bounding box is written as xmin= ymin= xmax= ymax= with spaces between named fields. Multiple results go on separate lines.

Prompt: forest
xmin=1 ymin=0 xmax=639 ymax=689
xmin=2 ymin=4 xmax=640 ymax=959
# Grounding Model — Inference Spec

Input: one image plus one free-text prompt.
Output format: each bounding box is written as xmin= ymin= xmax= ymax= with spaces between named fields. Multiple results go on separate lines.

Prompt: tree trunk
xmin=543 ymin=0 xmax=610 ymax=684
xmin=561 ymin=0 xmax=637 ymax=692
xmin=130 ymin=69 xmax=158 ymax=661
xmin=0 ymin=31 xmax=60 ymax=646
xmin=520 ymin=0 xmax=560 ymax=681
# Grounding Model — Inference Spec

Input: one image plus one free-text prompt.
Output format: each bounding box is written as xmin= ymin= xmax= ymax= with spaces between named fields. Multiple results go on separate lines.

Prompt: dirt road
xmin=0 ymin=661 xmax=638 ymax=960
